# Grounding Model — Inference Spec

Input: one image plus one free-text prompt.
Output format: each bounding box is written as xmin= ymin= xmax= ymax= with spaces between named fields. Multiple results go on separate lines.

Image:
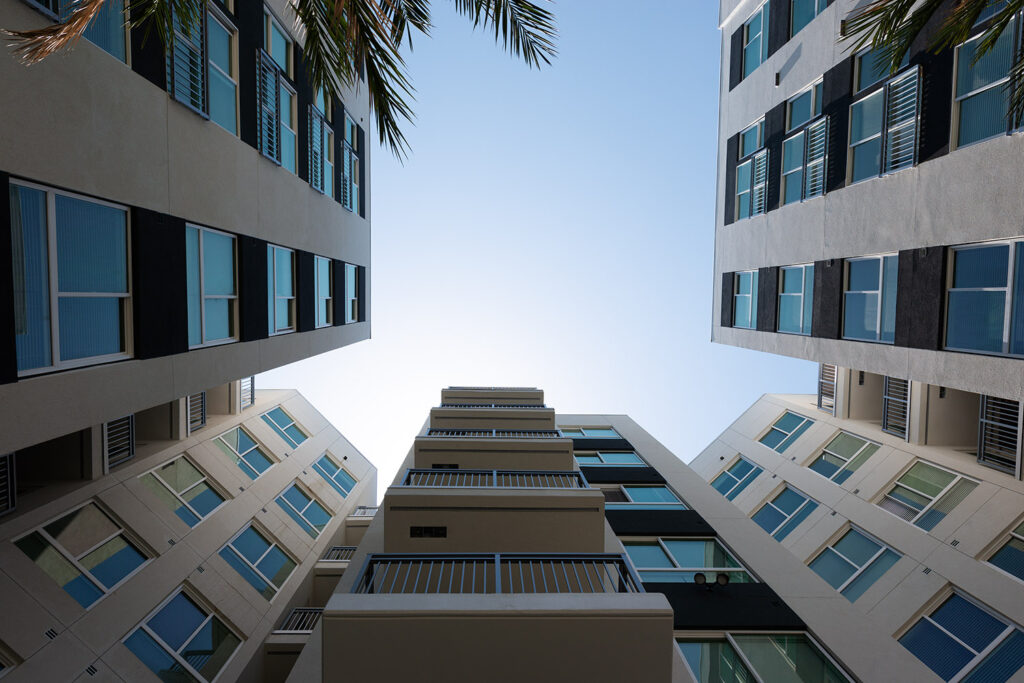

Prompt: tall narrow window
xmin=711 ymin=457 xmax=763 ymax=500
xmin=219 ymin=525 xmax=296 ymax=599
xmin=207 ymin=12 xmax=238 ymax=134
xmin=141 ymin=455 xmax=225 ymax=527
xmin=790 ymin=0 xmax=827 ymax=37
xmin=752 ymin=487 xmax=818 ymax=540
xmin=59 ymin=0 xmax=126 ymax=62
xmin=988 ymin=519 xmax=1024 ymax=581
xmin=310 ymin=91 xmax=335 ymax=196
xmin=743 ymin=2 xmax=770 ymax=78
xmin=186 ymin=225 xmax=237 ymax=347
xmin=167 ymin=9 xmax=207 ymax=115
xmin=261 ymin=407 xmax=307 ymax=448
xmin=344 ymin=263 xmax=359 ymax=323
xmin=817 ymin=363 xmax=837 ymax=414
xmin=759 ymin=411 xmax=814 ymax=452
xmin=735 ymin=118 xmax=766 ymax=219
xmin=954 ymin=18 xmax=1016 ymax=148
xmin=280 ymin=84 xmax=297 ymax=173
xmin=267 ymin=245 xmax=295 ymax=334
xmin=777 ymin=264 xmax=814 ymax=334
xmin=215 ymin=427 xmax=274 ymax=480
xmin=276 ymin=483 xmax=332 ymax=538
xmin=977 ymin=395 xmax=1021 ymax=474
xmin=882 ymin=377 xmax=911 ymax=439
xmin=313 ymin=453 xmax=358 ymax=497
xmin=343 ymin=116 xmax=361 ymax=213
xmin=849 ymin=57 xmax=920 ymax=182
xmin=257 ymin=50 xmax=282 ymax=161
xmin=946 ymin=241 xmax=1024 ymax=356
xmin=125 ymin=590 xmax=241 ymax=683
xmin=878 ymin=460 xmax=978 ymax=530
xmin=843 ymin=254 xmax=898 ymax=343
xmin=900 ymin=593 xmax=1024 ymax=681
xmin=315 ymin=256 xmax=333 ymax=327
xmin=810 ymin=527 xmax=900 ymax=602
xmin=733 ymin=270 xmax=758 ymax=329
xmin=809 ymin=432 xmax=879 ymax=484
xmin=15 ymin=502 xmax=148 ymax=608
xmin=9 ymin=182 xmax=130 ymax=374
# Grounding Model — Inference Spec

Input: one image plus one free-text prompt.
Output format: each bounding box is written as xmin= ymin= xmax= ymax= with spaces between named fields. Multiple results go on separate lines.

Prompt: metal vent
xmin=187 ymin=391 xmax=207 ymax=434
xmin=275 ymin=608 xmax=323 ymax=634
xmin=86 ymin=665 xmax=98 ymax=676
xmin=978 ymin=395 xmax=1021 ymax=475
xmin=922 ymin=567 xmax=931 ymax=574
xmin=103 ymin=416 xmax=135 ymax=470
xmin=257 ymin=50 xmax=282 ymax=163
xmin=0 ymin=453 xmax=15 ymax=517
xmin=751 ymin=149 xmax=769 ymax=215
xmin=803 ymin=117 xmax=828 ymax=198
xmin=882 ymin=377 xmax=910 ymax=440
xmin=884 ymin=68 xmax=920 ymax=173
xmin=45 ymin=628 xmax=58 ymax=640
xmin=240 ymin=376 xmax=255 ymax=410
xmin=817 ymin=363 xmax=837 ymax=415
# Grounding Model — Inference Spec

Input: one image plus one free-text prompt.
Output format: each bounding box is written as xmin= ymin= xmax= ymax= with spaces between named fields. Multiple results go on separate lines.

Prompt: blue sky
xmin=261 ymin=1 xmax=816 ymax=495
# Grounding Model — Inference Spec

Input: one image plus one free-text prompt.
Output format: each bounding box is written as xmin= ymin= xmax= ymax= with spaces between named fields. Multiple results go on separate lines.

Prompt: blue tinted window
xmin=10 ymin=185 xmax=52 ymax=372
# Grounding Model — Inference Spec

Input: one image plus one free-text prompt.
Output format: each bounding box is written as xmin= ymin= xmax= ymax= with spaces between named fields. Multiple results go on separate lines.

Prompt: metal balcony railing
xmin=401 ymin=469 xmax=588 ymax=489
xmin=273 ymin=608 xmax=323 ymax=634
xmin=352 ymin=553 xmax=643 ymax=595
xmin=350 ymin=506 xmax=378 ymax=517
xmin=978 ymin=396 xmax=1021 ymax=475
xmin=321 ymin=546 xmax=358 ymax=561
xmin=424 ymin=429 xmax=563 ymax=439
xmin=438 ymin=403 xmax=547 ymax=409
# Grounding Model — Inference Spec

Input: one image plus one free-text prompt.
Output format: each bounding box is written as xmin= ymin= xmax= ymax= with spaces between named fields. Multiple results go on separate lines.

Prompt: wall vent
xmin=950 ymin=539 xmax=960 ymax=547
xmin=410 ymin=526 xmax=447 ymax=538
xmin=86 ymin=665 xmax=98 ymax=676
xmin=168 ymin=539 xmax=176 ymax=546
xmin=187 ymin=391 xmax=207 ymax=434
xmin=197 ymin=566 xmax=205 ymax=574
xmin=922 ymin=567 xmax=932 ymax=575
xmin=45 ymin=629 xmax=58 ymax=640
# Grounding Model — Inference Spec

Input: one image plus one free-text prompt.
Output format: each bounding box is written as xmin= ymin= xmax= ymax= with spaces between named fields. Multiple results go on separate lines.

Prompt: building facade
xmin=0 ymin=0 xmax=371 ymax=462
xmin=713 ymin=0 xmax=1024 ymax=428
xmin=282 ymin=387 xmax=942 ymax=682
xmin=691 ymin=390 xmax=1024 ymax=682
xmin=0 ymin=386 xmax=377 ymax=682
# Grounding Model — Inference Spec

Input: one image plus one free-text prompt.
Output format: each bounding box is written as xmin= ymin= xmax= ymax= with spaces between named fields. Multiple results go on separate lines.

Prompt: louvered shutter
xmin=0 ymin=453 xmax=14 ymax=517
xmin=167 ymin=10 xmax=207 ymax=115
xmin=309 ymin=107 xmax=325 ymax=192
xmin=751 ymin=149 xmax=769 ymax=215
xmin=258 ymin=51 xmax=281 ymax=163
xmin=817 ymin=363 xmax=837 ymax=414
xmin=804 ymin=118 xmax=828 ymax=198
xmin=882 ymin=377 xmax=910 ymax=439
xmin=104 ymin=415 xmax=135 ymax=470
xmin=884 ymin=67 xmax=920 ymax=173
xmin=978 ymin=395 xmax=1021 ymax=475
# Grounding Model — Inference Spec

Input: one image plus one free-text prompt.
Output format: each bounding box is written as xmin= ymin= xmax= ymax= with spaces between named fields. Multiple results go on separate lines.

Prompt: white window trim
xmin=712 ymin=456 xmax=763 ymax=498
xmin=313 ymin=452 xmax=358 ymax=496
xmin=777 ymin=263 xmax=814 ymax=334
xmin=952 ymin=18 xmax=1020 ymax=150
xmin=220 ymin=524 xmax=296 ymax=600
xmin=141 ymin=455 xmax=227 ymax=524
xmin=878 ymin=459 xmax=978 ymax=526
xmin=742 ymin=1 xmax=770 ymax=77
xmin=754 ymin=486 xmax=817 ymax=537
xmin=848 ymin=88 xmax=885 ymax=182
xmin=842 ymin=253 xmax=897 ymax=343
xmin=188 ymin=224 xmax=238 ymax=349
xmin=343 ymin=262 xmax=359 ymax=323
xmin=739 ymin=117 xmax=765 ymax=157
xmin=945 ymin=240 xmax=1022 ymax=356
xmin=268 ymin=245 xmax=296 ymax=335
xmin=12 ymin=180 xmax=133 ymax=377
xmin=558 ymin=426 xmax=621 ymax=438
xmin=733 ymin=270 xmax=758 ymax=329
xmin=808 ymin=431 xmax=879 ymax=482
xmin=263 ymin=7 xmax=293 ymax=76
xmin=623 ymin=536 xmax=754 ymax=580
xmin=314 ymin=255 xmax=333 ymax=328
xmin=261 ymin=407 xmax=306 ymax=447
xmin=279 ymin=81 xmax=298 ymax=173
xmin=810 ymin=526 xmax=899 ymax=595
xmin=987 ymin=520 xmax=1024 ymax=583
xmin=124 ymin=587 xmax=241 ymax=683
xmin=786 ymin=79 xmax=823 ymax=132
xmin=278 ymin=483 xmax=331 ymax=537
xmin=600 ymin=484 xmax=686 ymax=507
xmin=759 ymin=411 xmax=814 ymax=450
xmin=216 ymin=426 xmax=275 ymax=479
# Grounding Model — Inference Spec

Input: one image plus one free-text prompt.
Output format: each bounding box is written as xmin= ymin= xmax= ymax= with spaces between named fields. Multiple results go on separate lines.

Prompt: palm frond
xmin=451 ymin=0 xmax=557 ymax=68
xmin=2 ymin=0 xmax=107 ymax=63
xmin=842 ymin=0 xmax=945 ymax=75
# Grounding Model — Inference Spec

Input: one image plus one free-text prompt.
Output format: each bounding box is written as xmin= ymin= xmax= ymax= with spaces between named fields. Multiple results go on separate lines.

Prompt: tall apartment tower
xmin=0 ymin=386 xmax=377 ymax=682
xmin=283 ymin=386 xmax=942 ymax=682
xmin=713 ymin=0 xmax=1024 ymax=466
xmin=0 ymin=0 xmax=371 ymax=505
xmin=691 ymin=391 xmax=1024 ymax=682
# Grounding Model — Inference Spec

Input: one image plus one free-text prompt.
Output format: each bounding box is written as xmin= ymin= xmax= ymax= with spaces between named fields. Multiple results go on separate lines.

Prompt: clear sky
xmin=260 ymin=0 xmax=816 ymax=497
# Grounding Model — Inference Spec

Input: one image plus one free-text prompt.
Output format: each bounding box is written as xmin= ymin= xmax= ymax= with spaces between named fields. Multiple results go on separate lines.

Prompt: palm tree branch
xmin=450 ymin=0 xmax=557 ymax=68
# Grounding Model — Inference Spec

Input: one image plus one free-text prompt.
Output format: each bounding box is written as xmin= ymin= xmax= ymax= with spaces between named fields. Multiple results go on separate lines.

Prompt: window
xmin=208 ymin=12 xmax=238 ymax=134
xmin=808 ymin=432 xmax=879 ymax=484
xmin=267 ymin=245 xmax=295 ymax=334
xmin=711 ymin=457 xmax=763 ymax=500
xmin=977 ymin=395 xmax=1021 ymax=474
xmin=900 ymin=593 xmax=1024 ymax=681
xmin=276 ymin=483 xmax=332 ymax=538
xmin=315 ymin=256 xmax=333 ymax=328
xmin=141 ymin=456 xmax=225 ymax=527
xmin=313 ymin=453 xmax=358 ymax=497
xmin=601 ymin=485 xmax=686 ymax=510
xmin=817 ymin=363 xmax=837 ymax=414
xmin=124 ymin=589 xmax=241 ymax=683
xmin=15 ymin=502 xmax=147 ymax=608
xmin=790 ymin=0 xmax=827 ymax=37
xmin=186 ymin=225 xmax=237 ymax=347
xmin=167 ymin=9 xmax=238 ymax=134
xmin=783 ymin=120 xmax=828 ymax=204
xmin=809 ymin=527 xmax=900 ymax=601
xmin=261 ymin=407 xmax=307 ymax=448
xmin=344 ymin=262 xmax=359 ymax=323
xmin=777 ymin=264 xmax=814 ymax=334
xmin=988 ymin=519 xmax=1024 ymax=581
xmin=843 ymin=254 xmax=898 ymax=343
xmin=167 ymin=10 xmax=207 ymax=115
xmin=279 ymin=84 xmax=297 ymax=173
xmin=219 ymin=525 xmax=296 ymax=600
xmin=759 ymin=411 xmax=814 ymax=452
xmin=310 ymin=91 xmax=335 ymax=196
xmin=51 ymin=0 xmax=127 ymax=62
xmin=954 ymin=18 xmax=1017 ymax=148
xmin=855 ymin=47 xmax=894 ymax=93
xmin=878 ymin=460 xmax=978 ymax=531
xmin=623 ymin=538 xmax=752 ymax=583
xmin=735 ymin=150 xmax=769 ymax=219
xmin=743 ymin=2 xmax=770 ymax=78
xmin=787 ymin=81 xmax=823 ymax=132
xmin=946 ymin=241 xmax=1024 ymax=355
xmin=214 ymin=427 xmax=274 ymax=480
xmin=342 ymin=116 xmax=361 ymax=213
xmin=257 ymin=50 xmax=282 ymax=162
xmin=559 ymin=427 xmax=620 ymax=437
xmin=740 ymin=118 xmax=764 ymax=157
xmin=265 ymin=10 xmax=292 ymax=75
xmin=733 ymin=270 xmax=759 ymax=328
xmin=9 ymin=181 xmax=131 ymax=375
xmin=882 ymin=376 xmax=911 ymax=439
xmin=678 ymin=634 xmax=850 ymax=683
xmin=849 ymin=62 xmax=920 ymax=182
xmin=752 ymin=487 xmax=818 ymax=540
xmin=574 ymin=451 xmax=645 ymax=466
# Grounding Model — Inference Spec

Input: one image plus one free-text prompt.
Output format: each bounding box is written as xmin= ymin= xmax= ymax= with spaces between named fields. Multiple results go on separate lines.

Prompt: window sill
xmin=17 ymin=352 xmax=133 ymax=379
xmin=189 ymin=338 xmax=238 ymax=350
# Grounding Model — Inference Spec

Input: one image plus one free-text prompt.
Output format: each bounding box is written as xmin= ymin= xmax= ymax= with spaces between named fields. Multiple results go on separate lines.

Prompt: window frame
xmin=261 ymin=407 xmax=307 ymax=448
xmin=215 ymin=426 xmax=275 ymax=480
xmin=206 ymin=7 xmax=239 ymax=135
xmin=877 ymin=459 xmax=979 ymax=529
xmin=807 ymin=431 xmax=880 ymax=484
xmin=344 ymin=262 xmax=359 ymax=323
xmin=267 ymin=244 xmax=296 ymax=335
xmin=573 ymin=451 xmax=646 ymax=467
xmin=342 ymin=115 xmax=361 ymax=213
xmin=742 ymin=1 xmax=770 ymax=78
xmin=279 ymin=81 xmax=298 ymax=174
xmin=623 ymin=536 xmax=754 ymax=583
xmin=10 ymin=179 xmax=133 ymax=377
xmin=752 ymin=486 xmax=819 ymax=539
xmin=952 ymin=16 xmax=1022 ymax=150
xmin=759 ymin=411 xmax=814 ymax=452
xmin=263 ymin=8 xmax=293 ymax=77
xmin=140 ymin=455 xmax=227 ymax=527
xmin=187 ymin=224 xmax=238 ymax=349
xmin=789 ymin=0 xmax=827 ymax=38
xmin=123 ymin=586 xmax=242 ymax=683
xmin=848 ymin=56 xmax=921 ymax=183
xmin=842 ymin=253 xmax=898 ymax=343
xmin=276 ymin=482 xmax=332 ymax=538
xmin=809 ymin=526 xmax=901 ymax=601
xmin=677 ymin=631 xmax=853 ymax=683
xmin=313 ymin=452 xmax=358 ymax=497
xmin=219 ymin=523 xmax=297 ymax=600
xmin=314 ymin=255 xmax=333 ymax=328
xmin=711 ymin=456 xmax=763 ymax=500
xmin=776 ymin=263 xmax=814 ymax=334
xmin=733 ymin=270 xmax=759 ymax=329
xmin=987 ymin=518 xmax=1024 ymax=582
xmin=944 ymin=240 xmax=1024 ymax=356
xmin=600 ymin=484 xmax=687 ymax=510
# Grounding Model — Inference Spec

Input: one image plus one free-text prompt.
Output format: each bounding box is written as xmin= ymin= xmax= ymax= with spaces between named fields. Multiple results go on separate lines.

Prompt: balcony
xmin=313 ymin=546 xmax=359 ymax=604
xmin=424 ymin=429 xmax=563 ymax=438
xmin=350 ymin=505 xmax=378 ymax=517
xmin=414 ymin=429 xmax=573 ymax=471
xmin=441 ymin=387 xmax=544 ymax=406
xmin=400 ymin=468 xmax=588 ymax=489
xmin=264 ymin=608 xmax=324 ymax=681
xmin=323 ymin=553 xmax=673 ymax=682
xmin=274 ymin=607 xmax=323 ymax=634
xmin=429 ymin=405 xmax=556 ymax=431
xmin=321 ymin=546 xmax=358 ymax=561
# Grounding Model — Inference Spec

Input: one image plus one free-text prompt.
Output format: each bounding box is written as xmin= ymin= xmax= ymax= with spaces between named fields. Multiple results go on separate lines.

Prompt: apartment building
xmin=277 ymin=386 xmax=945 ymax=682
xmin=0 ymin=386 xmax=377 ymax=682
xmin=713 ymin=0 xmax=1024 ymax=422
xmin=691 ymin=389 xmax=1024 ymax=682
xmin=0 ymin=0 xmax=371 ymax=465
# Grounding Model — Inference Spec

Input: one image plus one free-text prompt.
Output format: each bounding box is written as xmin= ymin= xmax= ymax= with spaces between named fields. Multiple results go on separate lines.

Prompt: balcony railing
xmin=350 ymin=505 xmax=378 ymax=517
xmin=438 ymin=403 xmax=547 ymax=409
xmin=400 ymin=469 xmax=588 ymax=489
xmin=424 ymin=429 xmax=564 ymax=439
xmin=352 ymin=553 xmax=643 ymax=595
xmin=273 ymin=608 xmax=323 ymax=634
xmin=321 ymin=546 xmax=358 ymax=561
xmin=446 ymin=386 xmax=536 ymax=391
